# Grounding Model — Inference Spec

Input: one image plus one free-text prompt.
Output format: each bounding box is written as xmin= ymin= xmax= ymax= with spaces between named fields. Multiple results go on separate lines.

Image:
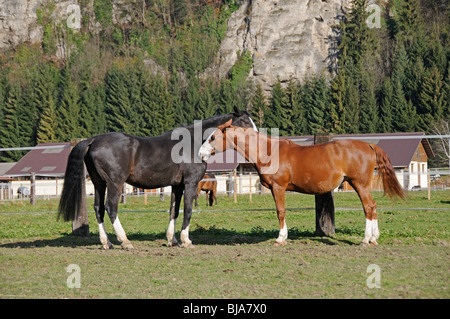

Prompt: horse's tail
xmin=370 ymin=144 xmax=406 ymax=200
xmin=58 ymin=138 xmax=94 ymax=221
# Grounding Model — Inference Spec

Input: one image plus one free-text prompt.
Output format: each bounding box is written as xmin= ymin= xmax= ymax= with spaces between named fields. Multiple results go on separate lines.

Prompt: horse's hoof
xmin=121 ymin=240 xmax=134 ymax=250
xmin=369 ymin=240 xmax=378 ymax=246
xmin=168 ymin=240 xmax=180 ymax=247
xmin=102 ymin=244 xmax=114 ymax=250
xmin=273 ymin=241 xmax=287 ymax=247
xmin=181 ymin=241 xmax=194 ymax=248
xmin=360 ymin=241 xmax=370 ymax=247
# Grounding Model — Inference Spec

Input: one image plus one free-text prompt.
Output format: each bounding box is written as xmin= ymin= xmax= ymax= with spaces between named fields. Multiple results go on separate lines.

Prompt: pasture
xmin=0 ymin=190 xmax=449 ymax=299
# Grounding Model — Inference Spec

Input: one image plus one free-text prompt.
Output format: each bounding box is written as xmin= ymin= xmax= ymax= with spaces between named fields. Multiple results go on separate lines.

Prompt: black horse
xmin=58 ymin=108 xmax=257 ymax=249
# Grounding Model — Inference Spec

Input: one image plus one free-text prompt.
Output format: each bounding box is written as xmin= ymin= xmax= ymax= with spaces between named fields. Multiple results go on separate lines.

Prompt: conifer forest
xmin=0 ymin=0 xmax=449 ymax=165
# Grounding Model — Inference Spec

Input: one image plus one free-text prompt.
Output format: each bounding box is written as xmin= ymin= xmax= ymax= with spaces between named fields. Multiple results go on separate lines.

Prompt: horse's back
xmin=280 ymin=139 xmax=376 ymax=194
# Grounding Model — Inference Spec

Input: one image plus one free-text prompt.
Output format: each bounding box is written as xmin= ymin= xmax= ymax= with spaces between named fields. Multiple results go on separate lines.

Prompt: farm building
xmin=0 ymin=132 xmax=434 ymax=199
xmin=1 ymin=142 xmax=73 ymax=198
xmin=0 ymin=162 xmax=15 ymax=199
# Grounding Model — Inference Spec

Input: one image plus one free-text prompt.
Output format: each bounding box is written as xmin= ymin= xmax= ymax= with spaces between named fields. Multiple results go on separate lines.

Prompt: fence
xmin=1 ymin=168 xmax=449 ymax=204
xmin=1 ymin=134 xmax=449 ymax=203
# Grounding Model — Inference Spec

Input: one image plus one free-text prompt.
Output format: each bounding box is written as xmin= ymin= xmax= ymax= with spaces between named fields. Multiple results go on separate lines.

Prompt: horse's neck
xmin=199 ymin=114 xmax=233 ymax=132
xmin=233 ymin=129 xmax=277 ymax=168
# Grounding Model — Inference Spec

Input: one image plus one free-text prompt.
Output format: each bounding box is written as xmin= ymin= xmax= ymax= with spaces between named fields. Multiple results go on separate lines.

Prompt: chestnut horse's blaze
xmin=199 ymin=120 xmax=406 ymax=246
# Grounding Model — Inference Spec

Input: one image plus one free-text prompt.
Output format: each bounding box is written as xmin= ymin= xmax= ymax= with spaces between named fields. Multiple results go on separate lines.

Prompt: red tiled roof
xmin=3 ymin=143 xmax=71 ymax=177
xmin=283 ymin=132 xmax=433 ymax=168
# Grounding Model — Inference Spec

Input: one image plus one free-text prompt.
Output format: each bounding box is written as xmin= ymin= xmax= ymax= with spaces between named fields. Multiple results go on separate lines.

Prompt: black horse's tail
xmin=58 ymin=138 xmax=94 ymax=222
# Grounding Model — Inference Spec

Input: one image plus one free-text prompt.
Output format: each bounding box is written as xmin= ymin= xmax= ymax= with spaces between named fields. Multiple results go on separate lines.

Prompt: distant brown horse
xmin=199 ymin=120 xmax=405 ymax=246
xmin=195 ymin=173 xmax=218 ymax=207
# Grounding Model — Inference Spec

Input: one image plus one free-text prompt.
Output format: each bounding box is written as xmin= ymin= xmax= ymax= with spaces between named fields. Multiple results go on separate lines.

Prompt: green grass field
xmin=0 ymin=190 xmax=449 ymax=299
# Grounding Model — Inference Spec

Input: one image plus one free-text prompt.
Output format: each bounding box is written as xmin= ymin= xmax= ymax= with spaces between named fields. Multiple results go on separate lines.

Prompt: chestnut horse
xmin=195 ymin=173 xmax=218 ymax=207
xmin=198 ymin=120 xmax=405 ymax=246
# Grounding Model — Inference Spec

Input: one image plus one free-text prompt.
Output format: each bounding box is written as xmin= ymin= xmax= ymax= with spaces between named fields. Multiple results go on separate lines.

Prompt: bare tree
xmin=431 ymin=119 xmax=450 ymax=168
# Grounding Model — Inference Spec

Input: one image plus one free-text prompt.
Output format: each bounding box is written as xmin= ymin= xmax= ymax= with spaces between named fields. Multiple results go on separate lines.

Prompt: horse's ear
xmin=218 ymin=119 xmax=233 ymax=132
xmin=233 ymin=106 xmax=244 ymax=116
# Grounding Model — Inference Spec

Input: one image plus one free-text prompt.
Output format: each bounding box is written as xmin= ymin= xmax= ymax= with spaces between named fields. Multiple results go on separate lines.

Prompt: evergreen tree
xmin=105 ymin=67 xmax=134 ymax=134
xmin=379 ymin=78 xmax=395 ymax=133
xmin=329 ymin=72 xmax=346 ymax=134
xmin=292 ymin=82 xmax=309 ymax=135
xmin=391 ymin=43 xmax=409 ymax=90
xmin=32 ymin=64 xmax=59 ymax=142
xmin=342 ymin=62 xmax=361 ymax=134
xmin=126 ymin=68 xmax=145 ymax=136
xmin=78 ymin=76 xmax=98 ymax=137
xmin=198 ymin=79 xmax=217 ymax=120
xmin=418 ymin=65 xmax=445 ymax=131
xmin=396 ymin=0 xmax=423 ymax=48
xmin=168 ymin=71 xmax=186 ymax=127
xmin=37 ymin=93 xmax=58 ymax=143
xmin=250 ymin=84 xmax=268 ymax=129
xmin=56 ymin=69 xmax=81 ymax=141
xmin=217 ymin=80 xmax=235 ymax=115
xmin=338 ymin=0 xmax=374 ymax=64
xmin=265 ymin=79 xmax=284 ymax=132
xmin=184 ymin=75 xmax=200 ymax=123
xmin=359 ymin=73 xmax=379 ymax=133
xmin=279 ymin=80 xmax=295 ymax=136
xmin=392 ymin=78 xmax=417 ymax=132
xmin=143 ymin=73 xmax=175 ymax=135
xmin=0 ymin=84 xmax=24 ymax=161
xmin=304 ymin=78 xmax=330 ymax=134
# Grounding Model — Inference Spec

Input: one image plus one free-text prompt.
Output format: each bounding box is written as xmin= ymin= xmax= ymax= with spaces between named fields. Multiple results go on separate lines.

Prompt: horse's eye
xmin=210 ymin=135 xmax=215 ymax=141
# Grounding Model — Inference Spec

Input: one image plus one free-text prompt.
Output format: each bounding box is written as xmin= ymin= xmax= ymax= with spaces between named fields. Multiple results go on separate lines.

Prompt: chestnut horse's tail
xmin=370 ymin=144 xmax=406 ymax=200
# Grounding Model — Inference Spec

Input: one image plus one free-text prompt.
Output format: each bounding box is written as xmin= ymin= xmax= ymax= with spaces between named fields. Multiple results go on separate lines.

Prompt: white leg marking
xmin=166 ymin=219 xmax=178 ymax=246
xmin=113 ymin=217 xmax=127 ymax=242
xmin=98 ymin=222 xmax=112 ymax=249
xmin=180 ymin=225 xmax=192 ymax=247
xmin=371 ymin=219 xmax=379 ymax=241
xmin=363 ymin=218 xmax=373 ymax=245
xmin=276 ymin=222 xmax=288 ymax=244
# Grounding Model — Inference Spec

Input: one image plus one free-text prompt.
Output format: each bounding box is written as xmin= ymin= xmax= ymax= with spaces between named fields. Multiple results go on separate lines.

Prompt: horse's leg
xmin=351 ymin=182 xmax=378 ymax=246
xmin=180 ymin=181 xmax=196 ymax=248
xmin=208 ymin=190 xmax=214 ymax=206
xmin=105 ymin=184 xmax=133 ymax=250
xmin=86 ymin=160 xmax=113 ymax=250
xmin=167 ymin=186 xmax=183 ymax=247
xmin=206 ymin=190 xmax=211 ymax=206
xmin=194 ymin=186 xmax=200 ymax=207
xmin=94 ymin=183 xmax=112 ymax=250
xmin=271 ymin=186 xmax=288 ymax=246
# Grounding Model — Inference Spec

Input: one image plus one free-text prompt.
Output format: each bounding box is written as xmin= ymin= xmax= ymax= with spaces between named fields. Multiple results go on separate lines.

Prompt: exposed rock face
xmin=218 ymin=0 xmax=346 ymax=91
xmin=0 ymin=0 xmax=82 ymax=58
xmin=1 ymin=0 xmax=347 ymax=91
xmin=0 ymin=0 xmax=44 ymax=50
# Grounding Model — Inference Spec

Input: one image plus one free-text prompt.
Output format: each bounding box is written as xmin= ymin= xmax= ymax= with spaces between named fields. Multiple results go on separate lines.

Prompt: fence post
xmin=234 ymin=168 xmax=237 ymax=203
xmin=121 ymin=183 xmax=126 ymax=204
xmin=314 ymin=134 xmax=335 ymax=236
xmin=30 ymin=172 xmax=35 ymax=206
xmin=249 ymin=172 xmax=252 ymax=202
xmin=70 ymin=139 xmax=89 ymax=237
xmin=160 ymin=187 xmax=165 ymax=201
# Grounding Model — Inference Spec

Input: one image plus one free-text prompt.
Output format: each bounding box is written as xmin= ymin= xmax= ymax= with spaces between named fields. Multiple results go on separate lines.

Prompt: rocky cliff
xmin=0 ymin=0 xmax=44 ymax=50
xmin=217 ymin=0 xmax=346 ymax=91
xmin=0 ymin=0 xmax=346 ymax=90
